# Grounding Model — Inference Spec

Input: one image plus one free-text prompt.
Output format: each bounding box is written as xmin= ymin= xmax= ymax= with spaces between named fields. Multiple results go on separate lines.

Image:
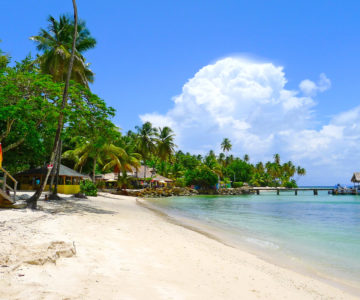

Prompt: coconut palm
xmin=156 ymin=126 xmax=176 ymax=162
xmin=243 ymin=154 xmax=250 ymax=162
xmin=221 ymin=138 xmax=232 ymax=153
xmin=30 ymin=14 xmax=96 ymax=87
xmin=100 ymin=143 xmax=141 ymax=175
xmin=135 ymin=122 xmax=158 ymax=177
xmin=62 ymin=138 xmax=101 ymax=182
xmin=27 ymin=0 xmax=79 ymax=209
xmin=296 ymin=166 xmax=306 ymax=179
xmin=273 ymin=153 xmax=281 ymax=165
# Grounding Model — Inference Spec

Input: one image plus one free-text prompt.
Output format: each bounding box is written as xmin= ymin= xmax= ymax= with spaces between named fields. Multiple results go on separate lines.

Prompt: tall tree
xmin=273 ymin=153 xmax=281 ymax=165
xmin=156 ymin=127 xmax=176 ymax=162
xmin=27 ymin=0 xmax=78 ymax=209
xmin=135 ymin=122 xmax=157 ymax=177
xmin=221 ymin=138 xmax=232 ymax=153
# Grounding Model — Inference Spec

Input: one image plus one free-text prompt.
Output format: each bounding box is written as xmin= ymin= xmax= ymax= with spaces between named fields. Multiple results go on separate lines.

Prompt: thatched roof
xmin=151 ymin=175 xmax=173 ymax=182
xmin=99 ymin=165 xmax=172 ymax=183
xmin=17 ymin=164 xmax=86 ymax=178
xmin=351 ymin=172 xmax=360 ymax=183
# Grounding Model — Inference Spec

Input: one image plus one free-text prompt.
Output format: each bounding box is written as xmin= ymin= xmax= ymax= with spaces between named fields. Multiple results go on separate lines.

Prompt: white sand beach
xmin=0 ymin=193 xmax=357 ymax=300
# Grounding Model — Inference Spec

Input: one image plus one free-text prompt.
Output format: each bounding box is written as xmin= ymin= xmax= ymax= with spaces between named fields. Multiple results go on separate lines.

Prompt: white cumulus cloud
xmin=299 ymin=73 xmax=331 ymax=96
xmin=140 ymin=57 xmax=357 ymax=184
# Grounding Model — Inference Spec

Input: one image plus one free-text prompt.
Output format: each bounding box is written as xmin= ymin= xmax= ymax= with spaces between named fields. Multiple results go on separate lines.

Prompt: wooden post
xmin=13 ymin=182 xmax=17 ymax=202
xmin=256 ymin=190 xmax=260 ymax=195
xmin=3 ymin=173 xmax=6 ymax=192
xmin=314 ymin=189 xmax=318 ymax=196
xmin=295 ymin=190 xmax=298 ymax=196
xmin=277 ymin=189 xmax=280 ymax=195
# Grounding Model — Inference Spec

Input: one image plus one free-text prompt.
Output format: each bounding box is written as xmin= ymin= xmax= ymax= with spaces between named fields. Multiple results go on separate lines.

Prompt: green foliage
xmin=284 ymin=179 xmax=298 ymax=188
xmin=96 ymin=181 xmax=105 ymax=189
xmin=185 ymin=166 xmax=218 ymax=188
xmin=0 ymin=44 xmax=10 ymax=70
xmin=80 ymin=179 xmax=97 ymax=196
xmin=174 ymin=177 xmax=186 ymax=187
xmin=226 ymin=159 xmax=252 ymax=182
xmin=232 ymin=182 xmax=243 ymax=188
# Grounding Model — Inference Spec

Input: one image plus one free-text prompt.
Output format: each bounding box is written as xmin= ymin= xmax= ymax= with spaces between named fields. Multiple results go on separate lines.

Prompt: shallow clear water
xmin=146 ymin=191 xmax=360 ymax=289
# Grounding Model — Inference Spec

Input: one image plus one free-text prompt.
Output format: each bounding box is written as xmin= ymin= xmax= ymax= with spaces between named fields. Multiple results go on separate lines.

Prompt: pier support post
xmin=313 ymin=189 xmax=318 ymax=196
xmin=256 ymin=190 xmax=260 ymax=195
xmin=295 ymin=190 xmax=298 ymax=196
xmin=277 ymin=189 xmax=280 ymax=195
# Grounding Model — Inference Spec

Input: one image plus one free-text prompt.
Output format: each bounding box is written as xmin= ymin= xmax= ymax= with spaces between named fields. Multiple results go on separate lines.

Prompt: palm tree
xmin=27 ymin=0 xmax=79 ymax=209
xmin=156 ymin=126 xmax=176 ymax=162
xmin=221 ymin=138 xmax=232 ymax=153
xmin=218 ymin=153 xmax=226 ymax=166
xmin=101 ymin=143 xmax=141 ymax=175
xmin=135 ymin=122 xmax=158 ymax=178
xmin=30 ymin=14 xmax=96 ymax=87
xmin=63 ymin=138 xmax=101 ymax=182
xmin=64 ymin=137 xmax=141 ymax=183
xmin=296 ymin=166 xmax=306 ymax=181
xmin=273 ymin=153 xmax=281 ymax=165
xmin=243 ymin=154 xmax=250 ymax=162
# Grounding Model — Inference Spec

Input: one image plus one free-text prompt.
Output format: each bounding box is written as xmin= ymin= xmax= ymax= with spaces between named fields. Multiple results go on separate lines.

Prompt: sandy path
xmin=0 ymin=193 xmax=357 ymax=300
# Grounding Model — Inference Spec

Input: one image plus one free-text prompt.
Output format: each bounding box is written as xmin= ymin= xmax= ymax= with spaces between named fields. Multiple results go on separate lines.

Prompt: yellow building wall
xmin=57 ymin=185 xmax=80 ymax=194
xmin=21 ymin=184 xmax=49 ymax=191
xmin=20 ymin=184 xmax=80 ymax=194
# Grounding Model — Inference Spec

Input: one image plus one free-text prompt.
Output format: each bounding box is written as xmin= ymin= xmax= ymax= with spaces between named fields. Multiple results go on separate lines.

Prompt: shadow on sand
xmin=38 ymin=197 xmax=116 ymax=216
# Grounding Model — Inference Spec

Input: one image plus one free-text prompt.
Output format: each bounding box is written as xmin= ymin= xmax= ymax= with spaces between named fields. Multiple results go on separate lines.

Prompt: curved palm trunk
xmin=49 ymin=139 xmax=62 ymax=200
xmin=27 ymin=0 xmax=78 ymax=209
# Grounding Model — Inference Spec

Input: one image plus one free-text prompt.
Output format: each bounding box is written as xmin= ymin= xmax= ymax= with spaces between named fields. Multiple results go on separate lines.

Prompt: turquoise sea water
xmin=146 ymin=191 xmax=360 ymax=291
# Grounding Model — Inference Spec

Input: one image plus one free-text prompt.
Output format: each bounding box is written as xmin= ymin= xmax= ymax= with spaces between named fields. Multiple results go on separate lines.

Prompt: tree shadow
xmin=38 ymin=197 xmax=116 ymax=216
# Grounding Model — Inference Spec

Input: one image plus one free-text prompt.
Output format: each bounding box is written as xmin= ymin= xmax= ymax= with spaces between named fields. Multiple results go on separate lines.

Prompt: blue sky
xmin=2 ymin=1 xmax=360 ymax=184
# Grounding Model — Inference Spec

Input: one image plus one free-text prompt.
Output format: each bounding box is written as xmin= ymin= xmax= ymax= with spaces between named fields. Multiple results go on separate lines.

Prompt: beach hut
xmin=16 ymin=164 xmax=88 ymax=194
xmin=151 ymin=174 xmax=173 ymax=187
xmin=351 ymin=172 xmax=360 ymax=188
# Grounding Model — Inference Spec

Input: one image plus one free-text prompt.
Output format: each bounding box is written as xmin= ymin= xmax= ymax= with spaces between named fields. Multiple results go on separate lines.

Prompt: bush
xmin=96 ymin=181 xmax=105 ymax=189
xmin=185 ymin=166 xmax=218 ymax=188
xmin=233 ymin=182 xmax=243 ymax=188
xmin=175 ymin=177 xmax=186 ymax=187
xmin=80 ymin=180 xmax=98 ymax=196
xmin=284 ymin=179 xmax=298 ymax=188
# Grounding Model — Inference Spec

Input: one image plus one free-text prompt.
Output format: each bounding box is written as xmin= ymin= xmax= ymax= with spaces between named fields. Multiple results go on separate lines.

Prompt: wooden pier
xmin=252 ymin=187 xmax=338 ymax=196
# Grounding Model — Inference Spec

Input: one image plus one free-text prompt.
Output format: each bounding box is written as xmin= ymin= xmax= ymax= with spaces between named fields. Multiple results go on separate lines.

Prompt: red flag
xmin=0 ymin=143 xmax=2 ymax=168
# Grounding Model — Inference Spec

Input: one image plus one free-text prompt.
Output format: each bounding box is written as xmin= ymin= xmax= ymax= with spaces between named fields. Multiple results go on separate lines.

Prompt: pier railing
xmin=252 ymin=187 xmax=337 ymax=196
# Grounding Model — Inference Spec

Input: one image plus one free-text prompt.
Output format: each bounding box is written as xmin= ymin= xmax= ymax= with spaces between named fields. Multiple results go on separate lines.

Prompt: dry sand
xmin=0 ymin=193 xmax=357 ymax=300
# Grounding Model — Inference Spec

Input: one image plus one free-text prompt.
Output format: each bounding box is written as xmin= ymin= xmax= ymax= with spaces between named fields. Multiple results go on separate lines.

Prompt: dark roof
xmin=16 ymin=164 xmax=85 ymax=178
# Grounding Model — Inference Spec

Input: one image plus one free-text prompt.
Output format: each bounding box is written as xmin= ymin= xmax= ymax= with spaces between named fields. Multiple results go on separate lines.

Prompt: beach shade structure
xmin=15 ymin=164 xmax=89 ymax=194
xmin=351 ymin=172 xmax=360 ymax=188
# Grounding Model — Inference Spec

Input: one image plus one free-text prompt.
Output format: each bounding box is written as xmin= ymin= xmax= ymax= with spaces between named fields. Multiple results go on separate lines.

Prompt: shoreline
xmin=139 ymin=197 xmax=360 ymax=298
xmin=0 ymin=192 xmax=357 ymax=299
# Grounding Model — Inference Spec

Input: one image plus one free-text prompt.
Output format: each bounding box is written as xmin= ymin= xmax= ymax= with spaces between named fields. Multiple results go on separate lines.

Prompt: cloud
xmin=299 ymin=73 xmax=331 ymax=96
xmin=140 ymin=56 xmax=356 ymax=184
